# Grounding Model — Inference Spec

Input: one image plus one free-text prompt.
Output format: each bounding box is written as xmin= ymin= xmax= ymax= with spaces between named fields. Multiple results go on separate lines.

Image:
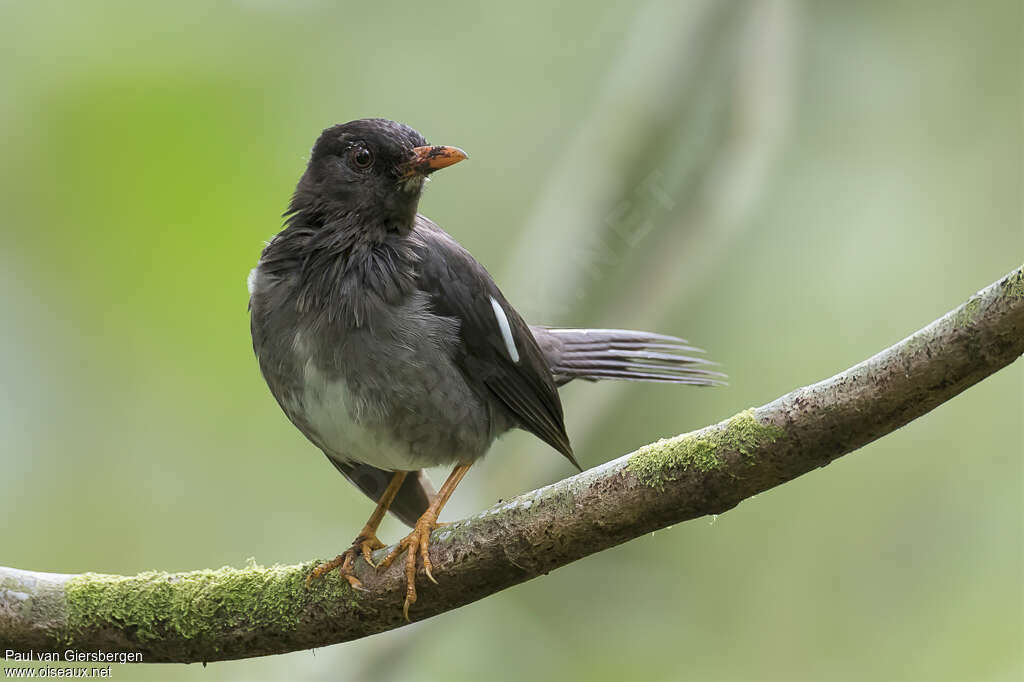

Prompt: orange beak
xmin=404 ymin=145 xmax=468 ymax=176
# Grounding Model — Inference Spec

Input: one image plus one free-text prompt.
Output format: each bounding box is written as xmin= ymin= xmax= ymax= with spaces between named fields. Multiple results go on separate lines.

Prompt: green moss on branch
xmin=626 ymin=409 xmax=784 ymax=489
xmin=64 ymin=561 xmax=354 ymax=651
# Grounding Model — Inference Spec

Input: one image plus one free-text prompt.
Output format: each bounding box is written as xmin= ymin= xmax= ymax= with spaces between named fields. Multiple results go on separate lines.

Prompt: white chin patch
xmin=399 ymin=175 xmax=427 ymax=193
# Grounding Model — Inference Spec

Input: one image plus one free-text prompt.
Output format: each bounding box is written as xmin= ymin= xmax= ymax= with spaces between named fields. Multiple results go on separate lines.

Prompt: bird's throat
xmin=288 ymin=221 xmax=420 ymax=328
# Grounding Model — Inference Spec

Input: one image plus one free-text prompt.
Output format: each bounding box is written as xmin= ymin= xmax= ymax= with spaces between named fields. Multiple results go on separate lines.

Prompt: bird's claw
xmin=377 ymin=511 xmax=440 ymax=621
xmin=307 ymin=533 xmax=386 ymax=590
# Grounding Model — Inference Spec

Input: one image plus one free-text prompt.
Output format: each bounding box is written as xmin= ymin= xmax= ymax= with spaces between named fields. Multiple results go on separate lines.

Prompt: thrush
xmin=248 ymin=118 xmax=723 ymax=620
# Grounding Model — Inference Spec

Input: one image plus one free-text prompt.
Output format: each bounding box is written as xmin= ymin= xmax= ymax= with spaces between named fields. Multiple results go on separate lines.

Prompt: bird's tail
xmin=531 ymin=327 xmax=726 ymax=387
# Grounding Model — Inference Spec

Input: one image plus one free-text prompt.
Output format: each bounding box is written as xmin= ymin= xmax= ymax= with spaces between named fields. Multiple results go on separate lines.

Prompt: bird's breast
xmin=251 ymin=270 xmax=498 ymax=470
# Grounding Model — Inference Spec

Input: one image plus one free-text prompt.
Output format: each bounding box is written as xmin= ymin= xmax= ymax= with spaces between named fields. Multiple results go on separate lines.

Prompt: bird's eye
xmin=350 ymin=146 xmax=374 ymax=170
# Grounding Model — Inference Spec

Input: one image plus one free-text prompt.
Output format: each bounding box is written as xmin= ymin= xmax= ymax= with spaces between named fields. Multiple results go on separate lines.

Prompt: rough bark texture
xmin=2 ymin=265 xmax=1022 ymax=663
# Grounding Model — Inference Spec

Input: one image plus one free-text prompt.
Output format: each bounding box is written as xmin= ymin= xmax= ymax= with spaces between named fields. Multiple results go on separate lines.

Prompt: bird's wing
xmin=412 ymin=218 xmax=578 ymax=469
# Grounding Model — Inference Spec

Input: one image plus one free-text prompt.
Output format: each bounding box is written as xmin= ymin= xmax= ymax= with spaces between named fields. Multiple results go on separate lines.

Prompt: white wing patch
xmin=489 ymin=296 xmax=520 ymax=363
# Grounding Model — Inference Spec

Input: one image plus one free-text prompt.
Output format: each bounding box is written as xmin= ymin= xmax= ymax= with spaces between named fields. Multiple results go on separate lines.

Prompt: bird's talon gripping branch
xmin=378 ymin=511 xmax=440 ymax=620
xmin=306 ymin=534 xmax=382 ymax=591
xmin=373 ymin=464 xmax=472 ymax=619
xmin=306 ymin=472 xmax=409 ymax=592
xmin=359 ymin=534 xmax=386 ymax=568
xmin=423 ymin=552 xmax=438 ymax=585
xmin=306 ymin=553 xmax=348 ymax=588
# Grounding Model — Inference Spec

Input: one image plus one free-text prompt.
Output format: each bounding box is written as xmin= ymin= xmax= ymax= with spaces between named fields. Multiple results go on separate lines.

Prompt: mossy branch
xmin=2 ymin=265 xmax=1022 ymax=663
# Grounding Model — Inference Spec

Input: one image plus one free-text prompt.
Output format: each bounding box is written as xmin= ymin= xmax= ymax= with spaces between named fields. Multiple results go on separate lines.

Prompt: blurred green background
xmin=2 ymin=0 xmax=1021 ymax=680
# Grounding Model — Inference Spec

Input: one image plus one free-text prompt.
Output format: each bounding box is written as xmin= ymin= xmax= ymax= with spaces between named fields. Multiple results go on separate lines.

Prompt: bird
xmin=248 ymin=118 xmax=724 ymax=620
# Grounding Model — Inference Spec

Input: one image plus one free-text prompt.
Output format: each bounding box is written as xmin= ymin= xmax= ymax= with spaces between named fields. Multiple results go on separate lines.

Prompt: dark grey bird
xmin=248 ymin=118 xmax=723 ymax=619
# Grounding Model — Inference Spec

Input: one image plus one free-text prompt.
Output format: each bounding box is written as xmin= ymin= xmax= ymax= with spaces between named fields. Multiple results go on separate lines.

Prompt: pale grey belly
xmin=283 ymin=362 xmax=487 ymax=471
xmin=252 ymin=269 xmax=503 ymax=471
xmin=282 ymin=369 xmax=421 ymax=471
xmin=278 ymin=328 xmax=499 ymax=472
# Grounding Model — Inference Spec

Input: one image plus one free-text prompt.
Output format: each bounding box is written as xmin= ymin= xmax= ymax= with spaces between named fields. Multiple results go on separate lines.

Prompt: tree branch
xmin=3 ymin=265 xmax=1022 ymax=663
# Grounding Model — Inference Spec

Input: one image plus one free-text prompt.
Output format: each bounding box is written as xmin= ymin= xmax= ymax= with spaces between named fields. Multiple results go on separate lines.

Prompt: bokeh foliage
xmin=1 ymin=1 xmax=1020 ymax=680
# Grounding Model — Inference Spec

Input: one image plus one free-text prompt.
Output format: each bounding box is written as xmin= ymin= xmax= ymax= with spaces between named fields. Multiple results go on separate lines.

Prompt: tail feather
xmin=532 ymin=327 xmax=726 ymax=387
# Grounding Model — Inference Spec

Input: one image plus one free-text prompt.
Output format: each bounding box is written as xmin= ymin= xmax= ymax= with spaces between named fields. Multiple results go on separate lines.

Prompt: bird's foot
xmin=377 ymin=510 xmax=440 ymax=621
xmin=306 ymin=532 xmax=387 ymax=591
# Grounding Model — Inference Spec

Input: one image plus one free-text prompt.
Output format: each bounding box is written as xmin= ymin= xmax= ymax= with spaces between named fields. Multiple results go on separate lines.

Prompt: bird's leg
xmin=378 ymin=462 xmax=472 ymax=620
xmin=307 ymin=470 xmax=409 ymax=590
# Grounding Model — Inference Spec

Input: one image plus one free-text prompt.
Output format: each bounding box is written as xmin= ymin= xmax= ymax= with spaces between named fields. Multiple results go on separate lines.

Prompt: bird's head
xmin=289 ymin=118 xmax=467 ymax=232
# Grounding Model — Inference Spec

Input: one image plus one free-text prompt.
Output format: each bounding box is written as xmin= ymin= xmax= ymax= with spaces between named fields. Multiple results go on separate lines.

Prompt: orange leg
xmin=307 ymin=470 xmax=409 ymax=590
xmin=378 ymin=462 xmax=472 ymax=620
